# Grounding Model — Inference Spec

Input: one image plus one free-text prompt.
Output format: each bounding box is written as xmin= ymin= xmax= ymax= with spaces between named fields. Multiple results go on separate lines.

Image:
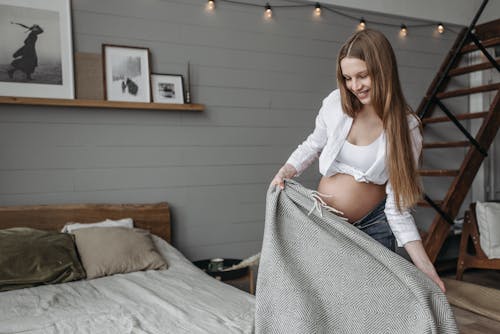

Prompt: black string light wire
xmin=204 ymin=0 xmax=455 ymax=36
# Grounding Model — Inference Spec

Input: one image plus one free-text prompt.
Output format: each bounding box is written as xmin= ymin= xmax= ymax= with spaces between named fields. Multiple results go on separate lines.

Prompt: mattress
xmin=0 ymin=236 xmax=255 ymax=334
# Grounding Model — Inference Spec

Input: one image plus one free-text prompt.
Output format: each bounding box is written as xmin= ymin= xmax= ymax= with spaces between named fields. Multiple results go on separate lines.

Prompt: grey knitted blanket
xmin=255 ymin=180 xmax=458 ymax=334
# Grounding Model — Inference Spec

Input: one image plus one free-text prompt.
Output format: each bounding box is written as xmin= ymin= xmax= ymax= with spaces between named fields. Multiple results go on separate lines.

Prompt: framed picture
xmin=151 ymin=73 xmax=185 ymax=104
xmin=0 ymin=0 xmax=74 ymax=99
xmin=102 ymin=44 xmax=151 ymax=103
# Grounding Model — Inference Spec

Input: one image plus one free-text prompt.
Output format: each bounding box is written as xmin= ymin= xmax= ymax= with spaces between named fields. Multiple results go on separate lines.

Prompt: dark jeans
xmin=352 ymin=198 xmax=396 ymax=252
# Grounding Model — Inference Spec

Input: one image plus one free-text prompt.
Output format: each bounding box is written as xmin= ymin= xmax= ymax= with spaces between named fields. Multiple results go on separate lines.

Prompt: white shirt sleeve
xmin=384 ymin=115 xmax=423 ymax=247
xmin=285 ymin=102 xmax=329 ymax=175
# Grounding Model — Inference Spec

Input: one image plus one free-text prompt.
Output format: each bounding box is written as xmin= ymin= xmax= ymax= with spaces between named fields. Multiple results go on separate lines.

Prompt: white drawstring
xmin=307 ymin=191 xmax=347 ymax=219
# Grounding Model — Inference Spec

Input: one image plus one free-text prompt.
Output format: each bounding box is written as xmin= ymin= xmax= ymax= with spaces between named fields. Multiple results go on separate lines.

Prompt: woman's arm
xmin=270 ymin=163 xmax=298 ymax=189
xmin=270 ymin=93 xmax=335 ymax=189
xmin=386 ymin=115 xmax=445 ymax=292
xmin=284 ymin=94 xmax=334 ymax=176
xmin=384 ymin=195 xmax=445 ymax=292
xmin=384 ymin=117 xmax=421 ymax=246
xmin=271 ymin=110 xmax=326 ymax=189
xmin=404 ymin=240 xmax=446 ymax=292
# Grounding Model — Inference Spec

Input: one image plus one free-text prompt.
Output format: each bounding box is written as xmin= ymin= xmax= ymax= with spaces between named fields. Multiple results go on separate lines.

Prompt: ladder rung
xmin=460 ymin=36 xmax=500 ymax=54
xmin=419 ymin=169 xmax=460 ymax=176
xmin=417 ymin=200 xmax=443 ymax=207
xmin=422 ymin=111 xmax=489 ymax=124
xmin=448 ymin=59 xmax=500 ymax=76
xmin=474 ymin=19 xmax=500 ymax=41
xmin=423 ymin=141 xmax=469 ymax=149
xmin=436 ymin=83 xmax=500 ymax=99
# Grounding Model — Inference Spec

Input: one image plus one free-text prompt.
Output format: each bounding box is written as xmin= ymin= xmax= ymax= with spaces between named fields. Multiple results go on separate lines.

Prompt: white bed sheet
xmin=0 ymin=236 xmax=255 ymax=334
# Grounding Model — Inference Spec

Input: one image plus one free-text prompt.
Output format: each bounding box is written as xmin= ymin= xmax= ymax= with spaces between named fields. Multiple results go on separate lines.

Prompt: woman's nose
xmin=351 ymin=78 xmax=361 ymax=91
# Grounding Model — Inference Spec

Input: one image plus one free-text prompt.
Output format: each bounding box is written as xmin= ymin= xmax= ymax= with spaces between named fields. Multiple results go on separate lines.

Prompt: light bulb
xmin=265 ymin=3 xmax=272 ymax=19
xmin=437 ymin=23 xmax=445 ymax=34
xmin=400 ymin=24 xmax=408 ymax=37
xmin=314 ymin=3 xmax=321 ymax=17
xmin=206 ymin=0 xmax=215 ymax=11
xmin=358 ymin=18 xmax=366 ymax=30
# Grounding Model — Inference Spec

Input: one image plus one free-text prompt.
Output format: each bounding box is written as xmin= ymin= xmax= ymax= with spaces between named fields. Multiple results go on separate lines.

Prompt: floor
xmin=443 ymin=269 xmax=500 ymax=333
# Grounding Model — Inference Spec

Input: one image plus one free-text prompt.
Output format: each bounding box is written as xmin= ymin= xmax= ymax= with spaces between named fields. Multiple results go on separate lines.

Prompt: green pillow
xmin=0 ymin=227 xmax=86 ymax=292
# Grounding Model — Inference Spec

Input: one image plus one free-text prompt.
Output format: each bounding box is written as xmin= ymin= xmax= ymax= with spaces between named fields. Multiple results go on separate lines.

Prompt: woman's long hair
xmin=336 ymin=29 xmax=422 ymax=211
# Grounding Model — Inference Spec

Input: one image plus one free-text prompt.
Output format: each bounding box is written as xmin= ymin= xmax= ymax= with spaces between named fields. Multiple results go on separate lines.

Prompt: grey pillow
xmin=73 ymin=227 xmax=168 ymax=279
xmin=0 ymin=228 xmax=86 ymax=292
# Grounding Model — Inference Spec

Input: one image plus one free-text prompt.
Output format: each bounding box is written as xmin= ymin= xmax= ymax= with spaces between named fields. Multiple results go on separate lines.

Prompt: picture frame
xmin=102 ymin=44 xmax=151 ymax=103
xmin=151 ymin=73 xmax=185 ymax=104
xmin=0 ymin=0 xmax=75 ymax=99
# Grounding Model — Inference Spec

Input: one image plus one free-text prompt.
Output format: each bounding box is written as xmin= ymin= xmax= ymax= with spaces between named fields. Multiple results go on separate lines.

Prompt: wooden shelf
xmin=0 ymin=96 xmax=204 ymax=111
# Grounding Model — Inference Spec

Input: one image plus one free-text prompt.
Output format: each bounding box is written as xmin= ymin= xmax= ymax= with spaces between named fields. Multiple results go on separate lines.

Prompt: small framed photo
xmin=151 ymin=73 xmax=185 ymax=104
xmin=0 ymin=0 xmax=75 ymax=99
xmin=102 ymin=44 xmax=151 ymax=102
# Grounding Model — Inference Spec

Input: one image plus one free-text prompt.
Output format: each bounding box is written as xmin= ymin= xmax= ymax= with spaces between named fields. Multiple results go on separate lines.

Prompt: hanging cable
xmin=202 ymin=1 xmax=457 ymax=35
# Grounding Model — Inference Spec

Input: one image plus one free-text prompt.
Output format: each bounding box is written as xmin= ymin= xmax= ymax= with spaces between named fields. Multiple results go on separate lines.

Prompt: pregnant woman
xmin=270 ymin=29 xmax=445 ymax=292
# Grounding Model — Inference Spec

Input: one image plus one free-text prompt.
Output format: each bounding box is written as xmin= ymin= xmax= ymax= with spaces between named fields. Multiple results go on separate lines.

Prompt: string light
xmin=400 ymin=24 xmax=408 ymax=36
xmin=264 ymin=3 xmax=273 ymax=19
xmin=314 ymin=2 xmax=322 ymax=17
xmin=201 ymin=1 xmax=452 ymax=37
xmin=437 ymin=22 xmax=445 ymax=34
xmin=206 ymin=0 xmax=215 ymax=11
xmin=358 ymin=18 xmax=366 ymax=30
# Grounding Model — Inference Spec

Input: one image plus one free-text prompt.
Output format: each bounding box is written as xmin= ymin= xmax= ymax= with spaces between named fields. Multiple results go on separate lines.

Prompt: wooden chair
xmin=456 ymin=201 xmax=500 ymax=280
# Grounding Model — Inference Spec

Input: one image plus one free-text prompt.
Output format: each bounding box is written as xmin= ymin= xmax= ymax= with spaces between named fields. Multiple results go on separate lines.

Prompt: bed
xmin=0 ymin=203 xmax=255 ymax=334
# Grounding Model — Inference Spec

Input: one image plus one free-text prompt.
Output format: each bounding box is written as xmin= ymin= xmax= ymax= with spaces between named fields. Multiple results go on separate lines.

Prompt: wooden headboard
xmin=0 ymin=202 xmax=171 ymax=243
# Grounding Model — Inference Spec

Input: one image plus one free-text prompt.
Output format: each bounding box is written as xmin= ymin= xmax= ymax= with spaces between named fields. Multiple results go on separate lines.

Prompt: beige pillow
xmin=73 ymin=227 xmax=167 ymax=279
xmin=476 ymin=201 xmax=500 ymax=259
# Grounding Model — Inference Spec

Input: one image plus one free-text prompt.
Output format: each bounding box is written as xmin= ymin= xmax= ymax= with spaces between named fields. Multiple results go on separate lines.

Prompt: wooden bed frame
xmin=0 ymin=202 xmax=171 ymax=243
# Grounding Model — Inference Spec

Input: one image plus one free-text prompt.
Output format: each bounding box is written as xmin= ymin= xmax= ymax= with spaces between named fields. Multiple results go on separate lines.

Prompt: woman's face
xmin=340 ymin=57 xmax=372 ymax=105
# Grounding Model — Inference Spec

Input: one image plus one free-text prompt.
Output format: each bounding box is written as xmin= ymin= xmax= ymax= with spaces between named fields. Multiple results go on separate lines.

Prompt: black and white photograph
xmin=103 ymin=44 xmax=151 ymax=103
xmin=151 ymin=73 xmax=185 ymax=104
xmin=0 ymin=0 xmax=74 ymax=98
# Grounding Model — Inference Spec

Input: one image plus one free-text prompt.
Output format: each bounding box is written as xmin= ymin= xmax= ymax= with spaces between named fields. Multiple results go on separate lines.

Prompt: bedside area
xmin=193 ymin=259 xmax=257 ymax=295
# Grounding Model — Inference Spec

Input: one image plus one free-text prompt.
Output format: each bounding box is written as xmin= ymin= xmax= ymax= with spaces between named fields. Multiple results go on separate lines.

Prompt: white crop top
xmin=335 ymin=134 xmax=383 ymax=173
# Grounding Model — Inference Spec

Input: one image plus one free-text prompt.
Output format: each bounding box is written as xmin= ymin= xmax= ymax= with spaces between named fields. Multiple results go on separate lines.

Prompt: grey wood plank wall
xmin=0 ymin=0 xmax=462 ymax=260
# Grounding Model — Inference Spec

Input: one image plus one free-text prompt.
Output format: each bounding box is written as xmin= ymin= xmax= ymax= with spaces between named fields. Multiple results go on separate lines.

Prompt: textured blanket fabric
xmin=255 ymin=180 xmax=458 ymax=334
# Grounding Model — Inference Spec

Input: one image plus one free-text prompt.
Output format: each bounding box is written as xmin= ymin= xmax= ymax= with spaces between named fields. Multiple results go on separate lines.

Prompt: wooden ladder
xmin=415 ymin=4 xmax=500 ymax=263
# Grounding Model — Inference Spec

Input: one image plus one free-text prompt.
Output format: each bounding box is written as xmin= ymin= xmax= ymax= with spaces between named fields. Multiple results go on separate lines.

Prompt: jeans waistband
xmin=352 ymin=197 xmax=387 ymax=228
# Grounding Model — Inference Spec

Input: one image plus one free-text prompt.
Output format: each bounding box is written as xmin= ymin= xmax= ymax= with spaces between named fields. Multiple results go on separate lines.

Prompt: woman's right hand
xmin=270 ymin=164 xmax=297 ymax=190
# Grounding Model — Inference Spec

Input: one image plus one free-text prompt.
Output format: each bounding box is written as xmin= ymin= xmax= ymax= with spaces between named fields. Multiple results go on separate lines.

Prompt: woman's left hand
xmin=404 ymin=240 xmax=446 ymax=293
xmin=414 ymin=260 xmax=446 ymax=293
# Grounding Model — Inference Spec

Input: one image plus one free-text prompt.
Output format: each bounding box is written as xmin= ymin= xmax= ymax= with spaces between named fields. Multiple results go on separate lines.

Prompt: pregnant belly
xmin=317 ymin=174 xmax=386 ymax=222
